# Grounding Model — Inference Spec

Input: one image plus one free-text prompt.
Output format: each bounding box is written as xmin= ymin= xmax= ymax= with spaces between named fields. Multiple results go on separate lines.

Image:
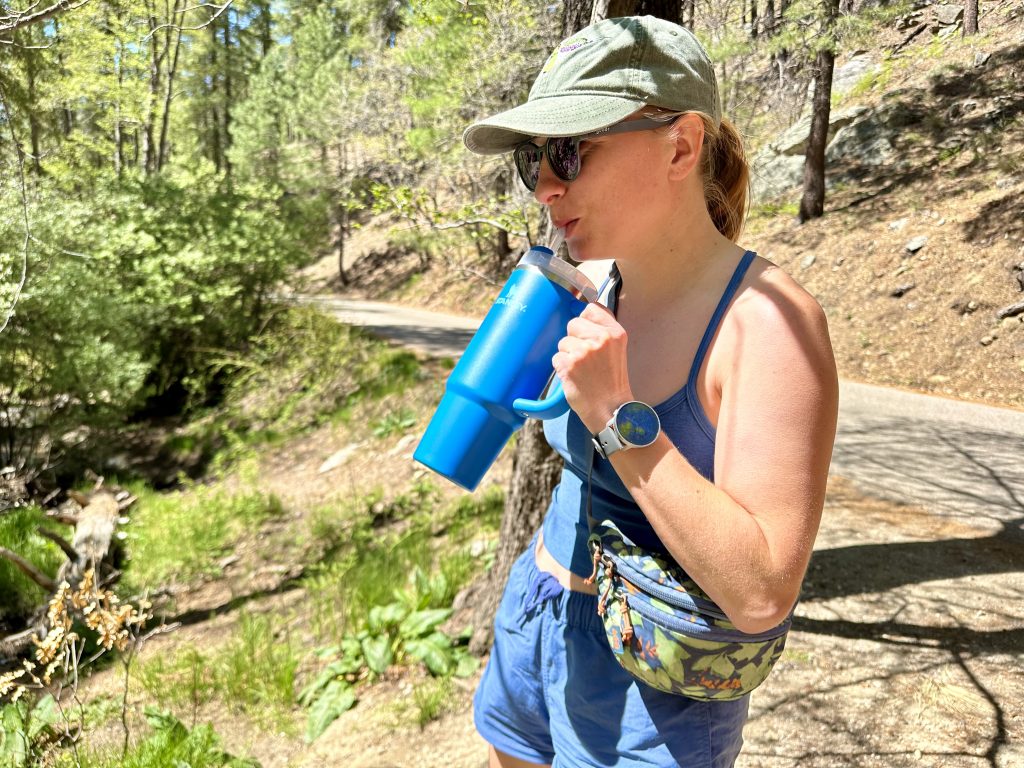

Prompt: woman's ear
xmin=667 ymin=113 xmax=705 ymax=182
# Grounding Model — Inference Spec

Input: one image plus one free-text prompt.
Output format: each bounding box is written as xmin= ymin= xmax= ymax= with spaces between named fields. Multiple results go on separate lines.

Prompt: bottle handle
xmin=513 ymin=376 xmax=569 ymax=420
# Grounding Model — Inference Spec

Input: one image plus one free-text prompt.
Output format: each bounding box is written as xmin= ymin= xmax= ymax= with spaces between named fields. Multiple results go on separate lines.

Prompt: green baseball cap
xmin=464 ymin=16 xmax=721 ymax=155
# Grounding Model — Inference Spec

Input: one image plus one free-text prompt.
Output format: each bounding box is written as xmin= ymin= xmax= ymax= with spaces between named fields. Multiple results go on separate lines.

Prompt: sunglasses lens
xmin=547 ymin=137 xmax=580 ymax=181
xmin=515 ymin=144 xmax=542 ymax=190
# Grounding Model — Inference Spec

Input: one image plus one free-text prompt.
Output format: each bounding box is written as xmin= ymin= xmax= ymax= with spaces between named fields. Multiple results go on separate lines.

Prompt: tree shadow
xmin=827 ymin=41 xmax=1024 ymax=215
xmin=784 ymin=412 xmax=1024 ymax=766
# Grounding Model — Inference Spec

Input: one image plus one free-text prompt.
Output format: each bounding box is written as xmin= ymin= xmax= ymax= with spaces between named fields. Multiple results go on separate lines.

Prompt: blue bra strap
xmin=686 ymin=250 xmax=756 ymax=387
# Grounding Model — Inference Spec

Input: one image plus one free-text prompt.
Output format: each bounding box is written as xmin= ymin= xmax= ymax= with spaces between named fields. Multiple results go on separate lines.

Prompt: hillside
xmin=307 ymin=2 xmax=1024 ymax=412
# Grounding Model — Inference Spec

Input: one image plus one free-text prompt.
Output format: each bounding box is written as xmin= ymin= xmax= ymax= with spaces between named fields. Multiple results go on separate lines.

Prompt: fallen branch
xmin=995 ymin=299 xmax=1024 ymax=320
xmin=0 ymin=545 xmax=56 ymax=591
xmin=36 ymin=526 xmax=80 ymax=562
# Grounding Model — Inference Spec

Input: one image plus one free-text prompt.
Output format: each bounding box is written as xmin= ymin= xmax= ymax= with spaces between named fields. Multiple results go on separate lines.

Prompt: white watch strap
xmin=593 ymin=422 xmax=626 ymax=459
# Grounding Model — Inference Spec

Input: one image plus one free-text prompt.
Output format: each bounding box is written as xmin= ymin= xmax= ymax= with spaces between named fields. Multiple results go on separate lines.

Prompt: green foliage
xmin=215 ymin=306 xmax=421 ymax=440
xmin=0 ymin=694 xmax=60 ymax=768
xmin=0 ymin=508 xmax=69 ymax=621
xmin=371 ymin=407 xmax=417 ymax=438
xmin=297 ymin=482 xmax=500 ymax=741
xmin=79 ymin=708 xmax=259 ymax=768
xmin=299 ymin=571 xmax=478 ymax=742
xmin=121 ymin=469 xmax=284 ymax=592
xmin=216 ymin=613 xmax=300 ymax=714
xmin=410 ymin=677 xmax=455 ymax=729
xmin=136 ymin=613 xmax=299 ymax=730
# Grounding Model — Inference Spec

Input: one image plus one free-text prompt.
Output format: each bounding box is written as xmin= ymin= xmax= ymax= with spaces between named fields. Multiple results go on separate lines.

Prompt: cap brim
xmin=463 ymin=94 xmax=645 ymax=155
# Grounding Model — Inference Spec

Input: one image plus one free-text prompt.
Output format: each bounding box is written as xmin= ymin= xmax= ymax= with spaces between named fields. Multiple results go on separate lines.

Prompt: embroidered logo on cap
xmin=541 ymin=35 xmax=592 ymax=74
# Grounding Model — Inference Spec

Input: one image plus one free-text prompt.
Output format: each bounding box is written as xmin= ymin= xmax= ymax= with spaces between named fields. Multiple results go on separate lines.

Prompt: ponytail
xmin=700 ymin=116 xmax=749 ymax=242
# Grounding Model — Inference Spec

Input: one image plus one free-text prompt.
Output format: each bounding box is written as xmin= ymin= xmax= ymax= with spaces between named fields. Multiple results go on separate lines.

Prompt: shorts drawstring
xmin=522 ymin=569 xmax=564 ymax=619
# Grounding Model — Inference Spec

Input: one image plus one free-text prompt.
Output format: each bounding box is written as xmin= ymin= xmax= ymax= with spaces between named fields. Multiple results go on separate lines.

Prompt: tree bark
xmin=798 ymin=0 xmax=838 ymax=223
xmin=963 ymin=0 xmax=979 ymax=35
xmin=468 ymin=419 xmax=562 ymax=654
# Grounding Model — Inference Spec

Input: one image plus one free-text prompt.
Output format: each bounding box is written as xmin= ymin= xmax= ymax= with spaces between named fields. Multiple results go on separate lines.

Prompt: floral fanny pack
xmin=585 ymin=518 xmax=791 ymax=701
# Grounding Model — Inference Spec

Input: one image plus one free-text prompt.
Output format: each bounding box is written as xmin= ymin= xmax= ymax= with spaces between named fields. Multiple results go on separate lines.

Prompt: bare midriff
xmin=534 ymin=528 xmax=598 ymax=595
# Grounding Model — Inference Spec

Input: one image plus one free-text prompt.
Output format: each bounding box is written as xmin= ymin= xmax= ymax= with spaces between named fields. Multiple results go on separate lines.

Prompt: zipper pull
xmin=619 ymin=593 xmax=634 ymax=646
xmin=597 ymin=561 xmax=615 ymax=617
xmin=584 ymin=541 xmax=602 ymax=585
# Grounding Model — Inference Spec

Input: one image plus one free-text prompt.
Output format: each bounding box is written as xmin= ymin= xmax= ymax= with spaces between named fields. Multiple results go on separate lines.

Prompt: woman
xmin=463 ymin=16 xmax=838 ymax=768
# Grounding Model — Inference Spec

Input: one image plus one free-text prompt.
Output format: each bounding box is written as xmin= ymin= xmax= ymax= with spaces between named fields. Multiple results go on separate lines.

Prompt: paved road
xmin=299 ymin=295 xmax=1024 ymax=532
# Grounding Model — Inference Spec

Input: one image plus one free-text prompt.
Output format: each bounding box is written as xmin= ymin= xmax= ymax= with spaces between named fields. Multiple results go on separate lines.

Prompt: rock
xmin=974 ymin=52 xmax=991 ymax=67
xmin=934 ymin=4 xmax=963 ymax=27
xmin=833 ymin=54 xmax=877 ymax=96
xmin=767 ymin=105 xmax=870 ymax=157
xmin=317 ymin=443 xmax=364 ymax=474
xmin=388 ymin=433 xmax=418 ymax=456
xmin=749 ymin=153 xmax=805 ymax=203
xmin=980 ymin=335 xmax=996 ymax=346
xmin=827 ymin=130 xmax=898 ymax=168
xmin=800 ymin=253 xmax=817 ymax=270
xmin=891 ymin=283 xmax=916 ymax=298
xmin=905 ymin=236 xmax=928 ymax=253
xmin=889 ymin=218 xmax=908 ymax=231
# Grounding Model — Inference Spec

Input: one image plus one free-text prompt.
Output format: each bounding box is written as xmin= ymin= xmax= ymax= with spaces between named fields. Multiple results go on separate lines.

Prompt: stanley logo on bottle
xmin=495 ymin=283 xmax=528 ymax=313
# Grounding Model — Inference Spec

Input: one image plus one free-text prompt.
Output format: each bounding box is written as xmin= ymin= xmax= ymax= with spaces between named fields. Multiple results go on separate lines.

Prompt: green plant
xmin=135 ymin=647 xmax=216 ymax=716
xmin=371 ymin=407 xmax=417 ymax=438
xmin=0 ymin=694 xmax=60 ymax=768
xmin=299 ymin=558 xmax=480 ymax=742
xmin=121 ymin=473 xmax=284 ymax=592
xmin=79 ymin=708 xmax=259 ymax=768
xmin=216 ymin=613 xmax=299 ymax=714
xmin=0 ymin=507 xmax=70 ymax=621
xmin=411 ymin=677 xmax=455 ymax=729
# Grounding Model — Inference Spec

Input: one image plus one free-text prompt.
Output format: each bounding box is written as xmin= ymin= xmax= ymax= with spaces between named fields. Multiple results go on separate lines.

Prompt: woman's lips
xmin=559 ymin=219 xmax=578 ymax=238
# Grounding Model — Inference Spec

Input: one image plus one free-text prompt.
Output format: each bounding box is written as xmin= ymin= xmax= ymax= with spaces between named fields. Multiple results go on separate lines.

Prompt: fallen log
xmin=1 ymin=486 xmax=131 ymax=659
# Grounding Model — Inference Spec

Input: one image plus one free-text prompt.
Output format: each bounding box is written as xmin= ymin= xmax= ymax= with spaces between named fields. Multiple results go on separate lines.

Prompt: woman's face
xmin=532 ymin=123 xmax=678 ymax=262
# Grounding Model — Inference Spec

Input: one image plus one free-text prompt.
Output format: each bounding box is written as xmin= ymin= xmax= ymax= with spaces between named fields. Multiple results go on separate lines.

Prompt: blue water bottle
xmin=413 ymin=246 xmax=598 ymax=490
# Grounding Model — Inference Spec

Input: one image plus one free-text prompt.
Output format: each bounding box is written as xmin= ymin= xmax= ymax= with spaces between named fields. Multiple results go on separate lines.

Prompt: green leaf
xmin=405 ymin=635 xmax=454 ymax=677
xmin=399 ymin=608 xmax=453 ymax=639
xmin=25 ymin=695 xmax=58 ymax=741
xmin=361 ymin=635 xmax=394 ymax=675
xmin=367 ymin=602 xmax=408 ymax=633
xmin=305 ymin=681 xmax=357 ymax=743
xmin=454 ymin=652 xmax=480 ymax=678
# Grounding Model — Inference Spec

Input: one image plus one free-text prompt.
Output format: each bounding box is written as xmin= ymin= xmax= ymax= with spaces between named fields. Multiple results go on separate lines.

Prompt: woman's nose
xmin=533 ymin=156 xmax=567 ymax=205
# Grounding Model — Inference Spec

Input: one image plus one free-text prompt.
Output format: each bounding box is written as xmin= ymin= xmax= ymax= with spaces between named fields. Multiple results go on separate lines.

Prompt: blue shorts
xmin=473 ymin=538 xmax=750 ymax=768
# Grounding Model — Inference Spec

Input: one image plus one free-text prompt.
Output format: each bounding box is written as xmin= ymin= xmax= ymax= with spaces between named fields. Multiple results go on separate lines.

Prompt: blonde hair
xmin=698 ymin=115 xmax=749 ymax=242
xmin=645 ymin=108 xmax=750 ymax=242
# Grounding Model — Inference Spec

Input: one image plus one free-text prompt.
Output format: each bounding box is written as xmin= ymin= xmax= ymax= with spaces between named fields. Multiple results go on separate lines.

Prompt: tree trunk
xmin=798 ymin=43 xmax=835 ymax=222
xmin=592 ymin=0 xmax=679 ymax=23
xmin=222 ymin=6 xmax=234 ymax=182
xmin=157 ymin=4 xmax=184 ymax=172
xmin=963 ymin=0 xmax=979 ymax=35
xmin=798 ymin=0 xmax=838 ymax=223
xmin=750 ymin=0 xmax=759 ymax=38
xmin=468 ymin=419 xmax=562 ymax=654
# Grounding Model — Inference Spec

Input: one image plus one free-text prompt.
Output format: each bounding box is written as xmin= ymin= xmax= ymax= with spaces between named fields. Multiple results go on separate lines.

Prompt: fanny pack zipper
xmin=588 ymin=540 xmax=789 ymax=643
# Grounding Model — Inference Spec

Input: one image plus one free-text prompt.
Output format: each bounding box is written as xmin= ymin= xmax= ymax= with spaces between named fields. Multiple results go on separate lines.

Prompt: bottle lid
xmin=518 ymin=246 xmax=598 ymax=302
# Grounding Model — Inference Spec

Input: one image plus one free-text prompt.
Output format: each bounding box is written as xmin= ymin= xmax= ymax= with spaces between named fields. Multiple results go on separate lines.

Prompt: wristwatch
xmin=592 ymin=401 xmax=661 ymax=459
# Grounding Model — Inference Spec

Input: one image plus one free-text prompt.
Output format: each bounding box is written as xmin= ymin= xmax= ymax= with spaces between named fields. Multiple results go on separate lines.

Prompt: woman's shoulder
xmin=713 ymin=253 xmax=835 ymax=378
xmin=734 ymin=254 xmax=831 ymax=339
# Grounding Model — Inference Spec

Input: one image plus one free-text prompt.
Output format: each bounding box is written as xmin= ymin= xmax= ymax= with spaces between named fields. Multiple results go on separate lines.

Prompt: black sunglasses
xmin=512 ymin=116 xmax=679 ymax=191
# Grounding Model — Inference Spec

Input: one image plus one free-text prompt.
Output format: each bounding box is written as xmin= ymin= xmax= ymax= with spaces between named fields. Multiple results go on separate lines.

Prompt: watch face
xmin=615 ymin=401 xmax=660 ymax=448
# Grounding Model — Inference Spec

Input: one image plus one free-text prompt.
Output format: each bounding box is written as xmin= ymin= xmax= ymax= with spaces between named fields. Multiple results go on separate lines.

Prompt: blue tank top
xmin=541 ymin=251 xmax=756 ymax=577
